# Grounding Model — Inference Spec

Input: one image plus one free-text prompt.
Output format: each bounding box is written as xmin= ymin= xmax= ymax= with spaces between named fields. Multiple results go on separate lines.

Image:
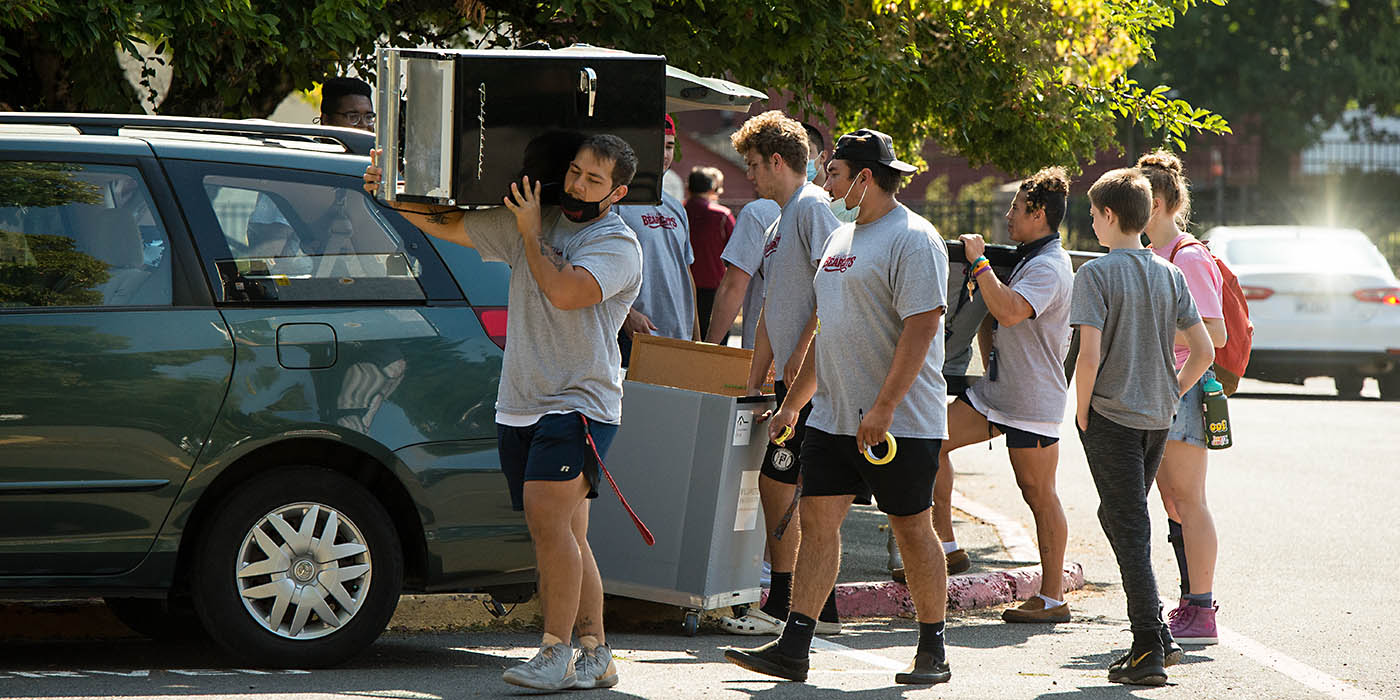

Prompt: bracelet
xmin=973 ymin=256 xmax=989 ymax=267
xmin=974 ymin=264 xmax=993 ymax=279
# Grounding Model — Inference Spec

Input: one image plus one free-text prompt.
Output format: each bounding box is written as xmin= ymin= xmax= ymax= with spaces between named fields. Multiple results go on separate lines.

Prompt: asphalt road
xmin=0 ymin=377 xmax=1395 ymax=699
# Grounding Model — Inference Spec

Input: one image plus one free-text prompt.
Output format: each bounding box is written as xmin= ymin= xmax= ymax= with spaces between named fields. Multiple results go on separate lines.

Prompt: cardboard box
xmin=627 ymin=335 xmax=768 ymax=396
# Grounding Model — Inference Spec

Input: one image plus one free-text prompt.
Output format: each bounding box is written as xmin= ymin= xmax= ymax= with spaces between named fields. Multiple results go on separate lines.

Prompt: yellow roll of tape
xmin=864 ymin=433 xmax=897 ymax=465
xmin=774 ymin=424 xmax=794 ymax=447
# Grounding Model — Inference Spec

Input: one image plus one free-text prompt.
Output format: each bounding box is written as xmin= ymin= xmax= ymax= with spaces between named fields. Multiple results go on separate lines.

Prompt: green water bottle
xmin=1201 ymin=377 xmax=1232 ymax=450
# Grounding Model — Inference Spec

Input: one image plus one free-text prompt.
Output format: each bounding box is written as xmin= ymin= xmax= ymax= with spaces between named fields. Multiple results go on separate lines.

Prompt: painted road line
xmin=951 ymin=489 xmax=1039 ymax=561
xmin=811 ymin=637 xmax=906 ymax=671
xmin=1218 ymin=623 xmax=1382 ymax=700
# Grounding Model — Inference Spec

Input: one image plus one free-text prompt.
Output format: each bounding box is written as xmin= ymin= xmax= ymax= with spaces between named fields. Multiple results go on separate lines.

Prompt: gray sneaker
xmin=573 ymin=643 xmax=620 ymax=689
xmin=502 ymin=642 xmax=576 ymax=690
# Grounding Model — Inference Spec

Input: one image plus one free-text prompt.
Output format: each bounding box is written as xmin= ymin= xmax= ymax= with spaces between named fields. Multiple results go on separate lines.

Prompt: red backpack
xmin=1169 ymin=238 xmax=1254 ymax=395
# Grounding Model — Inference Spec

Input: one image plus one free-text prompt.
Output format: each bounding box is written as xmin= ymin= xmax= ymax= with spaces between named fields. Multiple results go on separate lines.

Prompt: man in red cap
xmin=616 ymin=114 xmax=699 ymax=363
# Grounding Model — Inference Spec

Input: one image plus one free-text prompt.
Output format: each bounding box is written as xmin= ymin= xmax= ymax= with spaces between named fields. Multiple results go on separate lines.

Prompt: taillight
xmin=1241 ymin=286 xmax=1274 ymax=301
xmin=1354 ymin=288 xmax=1400 ymax=305
xmin=475 ymin=307 xmax=507 ymax=349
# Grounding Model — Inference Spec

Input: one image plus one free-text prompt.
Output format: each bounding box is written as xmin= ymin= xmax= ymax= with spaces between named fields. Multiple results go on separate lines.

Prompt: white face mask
xmin=829 ymin=171 xmax=869 ymax=223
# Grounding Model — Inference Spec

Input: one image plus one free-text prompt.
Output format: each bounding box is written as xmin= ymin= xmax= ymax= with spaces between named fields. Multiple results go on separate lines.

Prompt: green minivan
xmin=0 ymin=115 xmax=529 ymax=667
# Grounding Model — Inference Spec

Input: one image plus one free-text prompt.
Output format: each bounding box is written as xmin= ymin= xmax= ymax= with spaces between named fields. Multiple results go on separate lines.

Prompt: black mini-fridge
xmin=375 ymin=46 xmax=666 ymax=207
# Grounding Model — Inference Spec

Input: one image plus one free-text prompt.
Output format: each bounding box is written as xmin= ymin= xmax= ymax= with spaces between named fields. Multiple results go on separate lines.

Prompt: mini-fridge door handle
xmin=579 ymin=67 xmax=598 ymax=117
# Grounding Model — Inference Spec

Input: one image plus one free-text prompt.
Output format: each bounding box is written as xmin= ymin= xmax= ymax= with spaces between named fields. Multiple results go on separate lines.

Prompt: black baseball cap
xmin=831 ymin=128 xmax=917 ymax=173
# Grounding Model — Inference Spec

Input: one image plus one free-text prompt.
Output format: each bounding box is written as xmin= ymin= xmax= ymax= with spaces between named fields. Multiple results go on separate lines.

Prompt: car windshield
xmin=1224 ymin=236 xmax=1390 ymax=271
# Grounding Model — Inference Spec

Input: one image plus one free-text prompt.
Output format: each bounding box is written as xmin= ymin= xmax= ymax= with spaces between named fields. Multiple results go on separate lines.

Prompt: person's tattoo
xmin=426 ymin=211 xmax=449 ymax=224
xmin=578 ymin=615 xmax=598 ymax=634
xmin=538 ymin=239 xmax=566 ymax=271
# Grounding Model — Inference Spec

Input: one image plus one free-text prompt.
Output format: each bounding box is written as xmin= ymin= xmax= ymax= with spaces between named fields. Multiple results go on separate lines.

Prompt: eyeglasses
xmin=328 ymin=110 xmax=376 ymax=126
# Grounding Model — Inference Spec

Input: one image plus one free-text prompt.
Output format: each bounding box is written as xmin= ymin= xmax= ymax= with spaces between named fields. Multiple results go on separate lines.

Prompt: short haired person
xmin=685 ymin=166 xmax=736 ymax=341
xmin=1071 ymin=168 xmax=1213 ymax=686
xmin=706 ymin=196 xmax=780 ymax=349
xmin=1138 ymin=150 xmax=1228 ymax=645
xmin=320 ymin=77 xmax=374 ymax=132
xmin=725 ymin=128 xmax=953 ymax=686
xmin=364 ymin=135 xmax=643 ymax=691
xmin=932 ymin=168 xmax=1075 ymax=623
xmin=717 ymin=110 xmax=843 ymax=636
xmin=801 ymin=122 xmax=828 ymax=186
xmin=617 ymin=115 xmax=698 ymax=365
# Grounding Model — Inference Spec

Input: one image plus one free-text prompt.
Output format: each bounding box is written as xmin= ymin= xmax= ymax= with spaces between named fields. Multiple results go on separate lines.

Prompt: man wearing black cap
xmin=724 ymin=129 xmax=953 ymax=686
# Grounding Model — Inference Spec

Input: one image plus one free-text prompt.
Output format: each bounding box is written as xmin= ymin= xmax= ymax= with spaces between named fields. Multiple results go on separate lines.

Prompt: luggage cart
xmin=588 ymin=380 xmax=774 ymax=635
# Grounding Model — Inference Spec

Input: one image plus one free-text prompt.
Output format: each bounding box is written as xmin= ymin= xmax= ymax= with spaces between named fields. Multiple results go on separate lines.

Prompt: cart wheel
xmin=683 ymin=611 xmax=699 ymax=637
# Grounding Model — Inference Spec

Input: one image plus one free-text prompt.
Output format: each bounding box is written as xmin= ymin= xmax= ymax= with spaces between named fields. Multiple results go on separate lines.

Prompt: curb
xmin=834 ymin=562 xmax=1086 ymax=618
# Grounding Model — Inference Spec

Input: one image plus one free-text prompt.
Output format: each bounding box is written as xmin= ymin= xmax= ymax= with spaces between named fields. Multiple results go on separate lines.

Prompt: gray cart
xmin=588 ymin=380 xmax=775 ymax=635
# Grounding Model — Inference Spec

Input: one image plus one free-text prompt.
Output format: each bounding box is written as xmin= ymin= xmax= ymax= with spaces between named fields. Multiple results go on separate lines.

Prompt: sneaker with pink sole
xmin=1168 ymin=602 xmax=1218 ymax=645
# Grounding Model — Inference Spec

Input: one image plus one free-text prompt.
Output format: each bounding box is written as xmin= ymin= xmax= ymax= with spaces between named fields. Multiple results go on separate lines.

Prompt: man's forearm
xmin=519 ymin=233 xmax=599 ymax=310
xmin=706 ymin=269 xmax=750 ymax=344
xmin=747 ymin=309 xmax=775 ymax=391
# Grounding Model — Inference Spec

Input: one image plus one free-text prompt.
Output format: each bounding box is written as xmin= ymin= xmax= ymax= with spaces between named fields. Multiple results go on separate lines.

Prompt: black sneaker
xmin=1108 ymin=646 xmax=1168 ymax=686
xmin=724 ymin=640 xmax=809 ymax=682
xmin=894 ymin=652 xmax=951 ymax=685
xmin=1161 ymin=623 xmax=1184 ymax=667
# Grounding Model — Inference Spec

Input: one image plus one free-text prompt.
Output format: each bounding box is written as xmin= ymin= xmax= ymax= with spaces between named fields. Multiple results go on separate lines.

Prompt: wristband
xmin=972 ymin=255 xmax=989 ymax=267
xmin=974 ymin=265 xmax=993 ymax=280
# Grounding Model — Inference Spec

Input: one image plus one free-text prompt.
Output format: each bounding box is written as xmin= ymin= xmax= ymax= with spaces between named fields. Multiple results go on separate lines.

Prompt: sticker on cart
xmin=733 ymin=470 xmax=761 ymax=531
xmin=732 ymin=410 xmax=755 ymax=446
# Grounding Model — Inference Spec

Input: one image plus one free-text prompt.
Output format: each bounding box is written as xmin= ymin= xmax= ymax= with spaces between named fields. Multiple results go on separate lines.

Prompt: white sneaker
xmin=573 ymin=643 xmax=619 ymax=689
xmin=502 ymin=642 xmax=575 ymax=690
xmin=719 ymin=608 xmax=785 ymax=635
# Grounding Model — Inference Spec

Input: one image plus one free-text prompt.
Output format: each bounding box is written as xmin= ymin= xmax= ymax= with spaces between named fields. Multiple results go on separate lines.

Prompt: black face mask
xmin=559 ymin=187 xmax=618 ymax=223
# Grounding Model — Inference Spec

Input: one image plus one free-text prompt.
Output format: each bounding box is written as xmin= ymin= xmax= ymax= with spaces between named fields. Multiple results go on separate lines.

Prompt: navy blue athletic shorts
xmin=497 ymin=412 xmax=618 ymax=512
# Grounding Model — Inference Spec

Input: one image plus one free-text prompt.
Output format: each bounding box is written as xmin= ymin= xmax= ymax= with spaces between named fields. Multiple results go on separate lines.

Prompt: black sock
xmin=818 ymin=587 xmax=840 ymax=623
xmin=917 ymin=621 xmax=946 ymax=661
xmin=761 ymin=572 xmax=792 ymax=619
xmin=776 ymin=613 xmax=816 ymax=659
xmin=1132 ymin=629 xmax=1163 ymax=653
xmin=1184 ymin=592 xmax=1214 ymax=608
xmin=1167 ymin=519 xmax=1190 ymax=597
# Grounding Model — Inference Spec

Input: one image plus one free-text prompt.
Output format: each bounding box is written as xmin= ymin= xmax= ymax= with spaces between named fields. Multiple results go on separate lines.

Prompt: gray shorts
xmin=1166 ymin=368 xmax=1215 ymax=448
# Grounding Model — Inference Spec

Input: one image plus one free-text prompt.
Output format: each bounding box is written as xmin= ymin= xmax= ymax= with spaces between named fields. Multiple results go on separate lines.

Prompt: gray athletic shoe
xmin=573 ymin=643 xmax=620 ymax=689
xmin=502 ymin=642 xmax=576 ymax=690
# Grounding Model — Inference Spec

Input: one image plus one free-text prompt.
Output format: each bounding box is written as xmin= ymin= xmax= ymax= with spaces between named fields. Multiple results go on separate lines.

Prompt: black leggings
xmin=1080 ymin=409 xmax=1168 ymax=633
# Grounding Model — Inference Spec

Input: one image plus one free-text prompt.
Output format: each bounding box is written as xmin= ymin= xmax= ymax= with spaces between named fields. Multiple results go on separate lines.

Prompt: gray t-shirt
xmin=1069 ymin=248 xmax=1201 ymax=430
xmin=808 ymin=205 xmax=949 ymax=439
xmin=966 ymin=238 xmax=1075 ymax=433
xmin=469 ymin=206 xmax=643 ymax=424
xmin=719 ymin=199 xmax=781 ymax=349
xmin=617 ymin=193 xmax=695 ymax=340
xmin=760 ymin=183 xmax=841 ymax=374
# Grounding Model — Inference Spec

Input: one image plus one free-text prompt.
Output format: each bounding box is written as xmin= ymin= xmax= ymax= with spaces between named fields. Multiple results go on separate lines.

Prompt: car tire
xmin=191 ymin=467 xmax=403 ymax=668
xmin=1379 ymin=374 xmax=1400 ymax=402
xmin=105 ymin=596 xmax=207 ymax=641
xmin=1333 ymin=373 xmax=1364 ymax=399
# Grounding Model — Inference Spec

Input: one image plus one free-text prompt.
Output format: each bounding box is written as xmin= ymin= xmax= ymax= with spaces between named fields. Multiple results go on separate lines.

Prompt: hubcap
xmin=235 ymin=502 xmax=372 ymax=640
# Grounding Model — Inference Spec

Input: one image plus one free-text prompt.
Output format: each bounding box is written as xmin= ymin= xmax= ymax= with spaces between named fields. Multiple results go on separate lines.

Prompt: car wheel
xmin=192 ymin=467 xmax=403 ymax=668
xmin=1333 ymin=373 xmax=1364 ymax=399
xmin=1379 ymin=373 xmax=1400 ymax=402
xmin=104 ymin=596 xmax=206 ymax=641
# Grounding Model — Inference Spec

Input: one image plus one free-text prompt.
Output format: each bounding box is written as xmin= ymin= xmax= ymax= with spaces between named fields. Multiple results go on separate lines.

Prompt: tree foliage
xmin=1132 ymin=0 xmax=1400 ymax=184
xmin=1 ymin=0 xmax=1232 ymax=173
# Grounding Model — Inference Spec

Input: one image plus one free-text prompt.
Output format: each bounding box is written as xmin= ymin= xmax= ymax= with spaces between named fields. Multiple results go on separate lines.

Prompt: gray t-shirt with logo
xmin=617 ymin=192 xmax=695 ymax=340
xmin=966 ymin=238 xmax=1075 ymax=433
xmin=760 ymin=183 xmax=841 ymax=375
xmin=469 ymin=206 xmax=643 ymax=424
xmin=808 ymin=205 xmax=949 ymax=439
xmin=1069 ymin=248 xmax=1201 ymax=430
xmin=719 ymin=199 xmax=781 ymax=349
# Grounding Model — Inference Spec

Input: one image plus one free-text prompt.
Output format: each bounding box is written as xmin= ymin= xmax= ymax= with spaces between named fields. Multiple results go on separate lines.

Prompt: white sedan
xmin=1204 ymin=226 xmax=1400 ymax=399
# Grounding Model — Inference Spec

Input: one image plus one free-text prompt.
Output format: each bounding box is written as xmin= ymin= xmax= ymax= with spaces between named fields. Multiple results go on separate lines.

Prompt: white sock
xmin=942 ymin=541 xmax=959 ymax=554
xmin=1037 ymin=594 xmax=1064 ymax=608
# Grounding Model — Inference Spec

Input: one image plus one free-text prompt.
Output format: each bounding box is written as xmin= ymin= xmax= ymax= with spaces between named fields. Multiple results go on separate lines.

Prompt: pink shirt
xmin=1153 ymin=234 xmax=1223 ymax=368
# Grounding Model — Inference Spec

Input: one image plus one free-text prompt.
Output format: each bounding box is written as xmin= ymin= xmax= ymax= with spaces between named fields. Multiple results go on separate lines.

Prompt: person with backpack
xmin=1139 ymin=151 xmax=1230 ymax=646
